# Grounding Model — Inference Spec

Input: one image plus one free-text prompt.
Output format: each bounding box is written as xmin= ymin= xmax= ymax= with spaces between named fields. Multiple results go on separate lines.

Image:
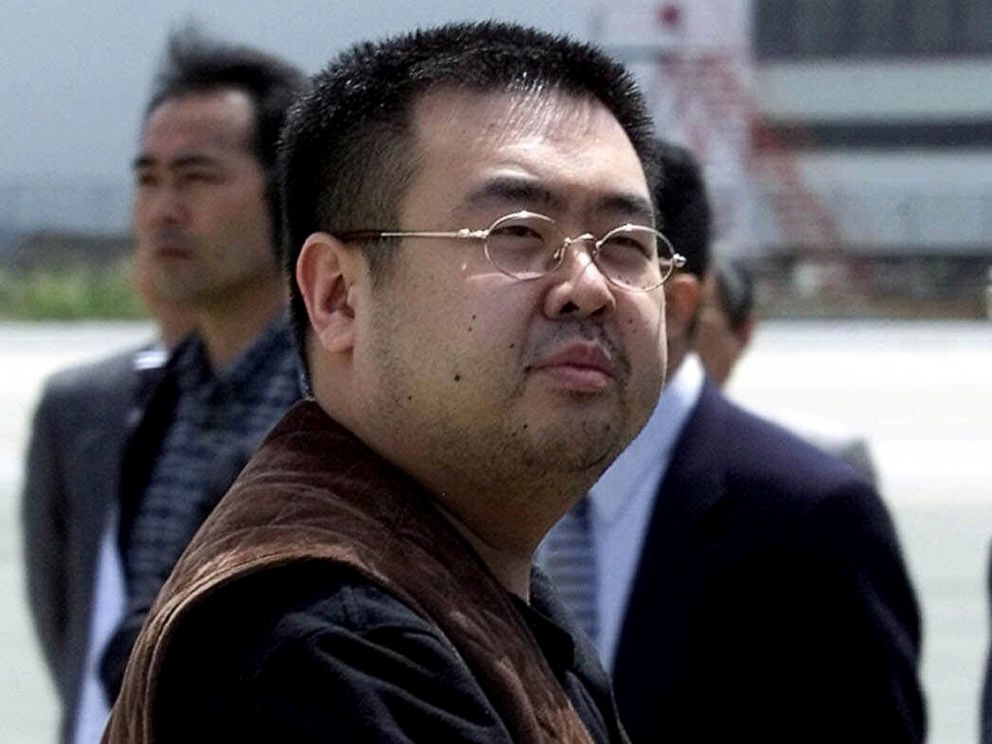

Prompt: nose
xmin=542 ymin=237 xmax=616 ymax=320
xmin=136 ymin=186 xmax=186 ymax=228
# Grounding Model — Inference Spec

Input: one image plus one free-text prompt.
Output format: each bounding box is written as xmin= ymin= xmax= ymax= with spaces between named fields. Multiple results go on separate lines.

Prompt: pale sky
xmin=1 ymin=0 xmax=601 ymax=180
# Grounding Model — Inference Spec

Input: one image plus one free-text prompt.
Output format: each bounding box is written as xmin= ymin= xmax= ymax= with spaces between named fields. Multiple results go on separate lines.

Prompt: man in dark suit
xmin=21 ymin=30 xmax=305 ymax=744
xmin=543 ymin=142 xmax=926 ymax=743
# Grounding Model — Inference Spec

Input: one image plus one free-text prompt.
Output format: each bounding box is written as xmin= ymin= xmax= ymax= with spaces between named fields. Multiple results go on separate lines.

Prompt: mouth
xmin=530 ymin=342 xmax=617 ymax=392
xmin=146 ymin=229 xmax=194 ymax=259
xmin=153 ymin=241 xmax=192 ymax=259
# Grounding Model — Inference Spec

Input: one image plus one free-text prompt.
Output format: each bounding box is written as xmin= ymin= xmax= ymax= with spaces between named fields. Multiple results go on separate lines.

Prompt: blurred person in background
xmin=22 ymin=233 xmax=195 ymax=744
xmin=696 ymin=257 xmax=878 ymax=483
xmin=21 ymin=28 xmax=305 ymax=744
xmin=541 ymin=140 xmax=925 ymax=744
xmin=691 ymin=257 xmax=754 ymax=388
xmin=130 ymin=243 xmax=197 ymax=349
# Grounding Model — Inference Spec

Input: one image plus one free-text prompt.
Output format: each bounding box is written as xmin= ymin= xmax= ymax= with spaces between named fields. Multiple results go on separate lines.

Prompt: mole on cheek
xmin=454 ymin=374 xmax=462 ymax=382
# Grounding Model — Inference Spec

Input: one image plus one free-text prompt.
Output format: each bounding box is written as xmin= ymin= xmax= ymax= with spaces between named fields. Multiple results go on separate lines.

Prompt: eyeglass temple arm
xmin=369 ymin=229 xmax=489 ymax=240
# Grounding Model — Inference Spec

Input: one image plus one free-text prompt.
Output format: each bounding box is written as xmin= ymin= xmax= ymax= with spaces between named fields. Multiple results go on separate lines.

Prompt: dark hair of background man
xmin=147 ymin=26 xmax=307 ymax=259
xmin=651 ymin=139 xmax=711 ymax=280
xmin=278 ymin=21 xmax=656 ymax=374
xmin=712 ymin=258 xmax=755 ymax=334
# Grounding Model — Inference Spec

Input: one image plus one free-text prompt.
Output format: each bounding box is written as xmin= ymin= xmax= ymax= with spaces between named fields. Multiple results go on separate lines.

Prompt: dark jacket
xmin=612 ymin=381 xmax=926 ymax=744
xmin=105 ymin=401 xmax=624 ymax=744
xmin=22 ymin=346 xmax=165 ymax=743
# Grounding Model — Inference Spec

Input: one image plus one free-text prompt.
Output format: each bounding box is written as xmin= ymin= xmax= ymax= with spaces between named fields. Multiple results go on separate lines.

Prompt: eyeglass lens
xmin=485 ymin=213 xmax=672 ymax=290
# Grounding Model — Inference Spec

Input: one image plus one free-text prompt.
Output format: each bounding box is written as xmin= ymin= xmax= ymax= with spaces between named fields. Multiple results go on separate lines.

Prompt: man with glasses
xmin=104 ymin=21 xmax=694 ymax=743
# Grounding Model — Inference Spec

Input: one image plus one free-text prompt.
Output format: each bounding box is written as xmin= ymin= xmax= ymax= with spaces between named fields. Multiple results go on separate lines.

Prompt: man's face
xmin=132 ymin=89 xmax=277 ymax=308
xmin=350 ymin=89 xmax=667 ymax=488
xmin=694 ymin=271 xmax=743 ymax=387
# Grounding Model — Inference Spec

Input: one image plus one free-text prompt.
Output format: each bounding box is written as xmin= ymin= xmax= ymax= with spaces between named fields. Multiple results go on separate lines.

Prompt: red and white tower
xmin=594 ymin=0 xmax=839 ymax=259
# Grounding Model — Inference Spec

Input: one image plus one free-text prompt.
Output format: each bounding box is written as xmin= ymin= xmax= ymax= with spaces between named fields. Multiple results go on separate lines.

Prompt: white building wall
xmin=753 ymin=60 xmax=992 ymax=256
xmin=758 ymin=60 xmax=992 ymax=121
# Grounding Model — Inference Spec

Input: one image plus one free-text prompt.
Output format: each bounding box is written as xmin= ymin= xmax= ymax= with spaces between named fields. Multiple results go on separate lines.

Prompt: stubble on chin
xmin=494 ymin=380 xmax=632 ymax=481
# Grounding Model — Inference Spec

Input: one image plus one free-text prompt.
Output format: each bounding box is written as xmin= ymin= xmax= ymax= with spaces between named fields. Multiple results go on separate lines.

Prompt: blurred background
xmin=1 ymin=1 xmax=990 ymax=742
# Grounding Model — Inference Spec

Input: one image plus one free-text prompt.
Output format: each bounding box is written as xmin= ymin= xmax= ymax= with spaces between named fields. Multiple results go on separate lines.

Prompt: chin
xmin=523 ymin=414 xmax=627 ymax=474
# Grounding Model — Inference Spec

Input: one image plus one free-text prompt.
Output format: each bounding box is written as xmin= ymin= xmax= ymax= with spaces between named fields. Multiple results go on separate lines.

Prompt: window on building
xmin=908 ymin=0 xmax=955 ymax=53
xmin=794 ymin=0 xmax=851 ymax=56
xmin=961 ymin=0 xmax=992 ymax=52
xmin=755 ymin=0 xmax=992 ymax=58
xmin=755 ymin=0 xmax=798 ymax=57
xmin=851 ymin=0 xmax=902 ymax=55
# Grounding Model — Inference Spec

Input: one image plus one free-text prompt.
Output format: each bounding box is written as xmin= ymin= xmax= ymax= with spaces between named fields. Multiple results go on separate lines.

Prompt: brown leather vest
xmin=103 ymin=400 xmax=593 ymax=744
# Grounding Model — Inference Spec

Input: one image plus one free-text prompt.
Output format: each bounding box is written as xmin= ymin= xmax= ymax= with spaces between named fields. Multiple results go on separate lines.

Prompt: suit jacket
xmin=611 ymin=381 xmax=925 ymax=744
xmin=21 ymin=341 xmax=259 ymax=744
xmin=772 ymin=410 xmax=878 ymax=485
xmin=22 ymin=346 xmax=161 ymax=743
xmin=980 ymin=544 xmax=992 ymax=744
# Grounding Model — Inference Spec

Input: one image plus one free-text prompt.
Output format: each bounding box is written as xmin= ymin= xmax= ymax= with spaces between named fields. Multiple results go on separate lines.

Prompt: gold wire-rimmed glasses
xmin=335 ymin=210 xmax=686 ymax=292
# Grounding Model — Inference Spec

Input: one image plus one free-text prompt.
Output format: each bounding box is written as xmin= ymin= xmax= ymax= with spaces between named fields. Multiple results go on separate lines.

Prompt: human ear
xmin=665 ymin=273 xmax=701 ymax=344
xmin=295 ymin=232 xmax=362 ymax=354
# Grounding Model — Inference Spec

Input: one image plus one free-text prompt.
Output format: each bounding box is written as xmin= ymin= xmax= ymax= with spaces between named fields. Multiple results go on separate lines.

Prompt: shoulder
xmin=39 ymin=345 xmax=147 ymax=405
xmin=698 ymin=391 xmax=912 ymax=603
xmin=155 ymin=560 xmax=510 ymax=743
xmin=167 ymin=561 xmax=448 ymax=674
xmin=761 ymin=407 xmax=879 ymax=484
xmin=32 ymin=345 xmax=153 ymax=437
xmin=676 ymin=385 xmax=897 ymax=554
xmin=699 ymin=385 xmax=872 ymax=500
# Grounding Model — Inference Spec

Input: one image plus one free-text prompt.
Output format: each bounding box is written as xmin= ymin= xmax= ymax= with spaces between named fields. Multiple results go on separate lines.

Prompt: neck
xmin=436 ymin=503 xmax=534 ymax=600
xmin=312 ymin=371 xmax=598 ymax=602
xmin=431 ymin=475 xmax=595 ymax=602
xmin=195 ymin=276 xmax=286 ymax=370
xmin=435 ymin=500 xmax=543 ymax=601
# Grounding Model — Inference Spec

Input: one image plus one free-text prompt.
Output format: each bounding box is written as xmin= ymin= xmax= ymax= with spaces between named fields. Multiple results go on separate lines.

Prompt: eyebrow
xmin=461 ymin=175 xmax=656 ymax=227
xmin=462 ymin=176 xmax=562 ymax=212
xmin=132 ymin=153 xmax=223 ymax=171
xmin=595 ymin=193 xmax=657 ymax=228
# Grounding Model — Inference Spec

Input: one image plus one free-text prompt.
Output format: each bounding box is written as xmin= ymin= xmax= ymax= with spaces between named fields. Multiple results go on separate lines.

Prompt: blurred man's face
xmin=130 ymin=244 xmax=195 ymax=348
xmin=694 ymin=271 xmax=747 ymax=387
xmin=132 ymin=89 xmax=278 ymax=308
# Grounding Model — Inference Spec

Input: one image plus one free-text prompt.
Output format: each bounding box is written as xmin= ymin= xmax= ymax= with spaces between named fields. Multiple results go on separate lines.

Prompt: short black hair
xmin=712 ymin=258 xmax=755 ymax=332
xmin=651 ymin=140 xmax=711 ymax=279
xmin=146 ymin=26 xmax=307 ymax=258
xmin=279 ymin=21 xmax=656 ymax=371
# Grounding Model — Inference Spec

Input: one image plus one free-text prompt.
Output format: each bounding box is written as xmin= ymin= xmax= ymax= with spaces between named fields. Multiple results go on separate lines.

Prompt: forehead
xmin=402 ymin=88 xmax=650 ymax=220
xmin=140 ymin=89 xmax=255 ymax=160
